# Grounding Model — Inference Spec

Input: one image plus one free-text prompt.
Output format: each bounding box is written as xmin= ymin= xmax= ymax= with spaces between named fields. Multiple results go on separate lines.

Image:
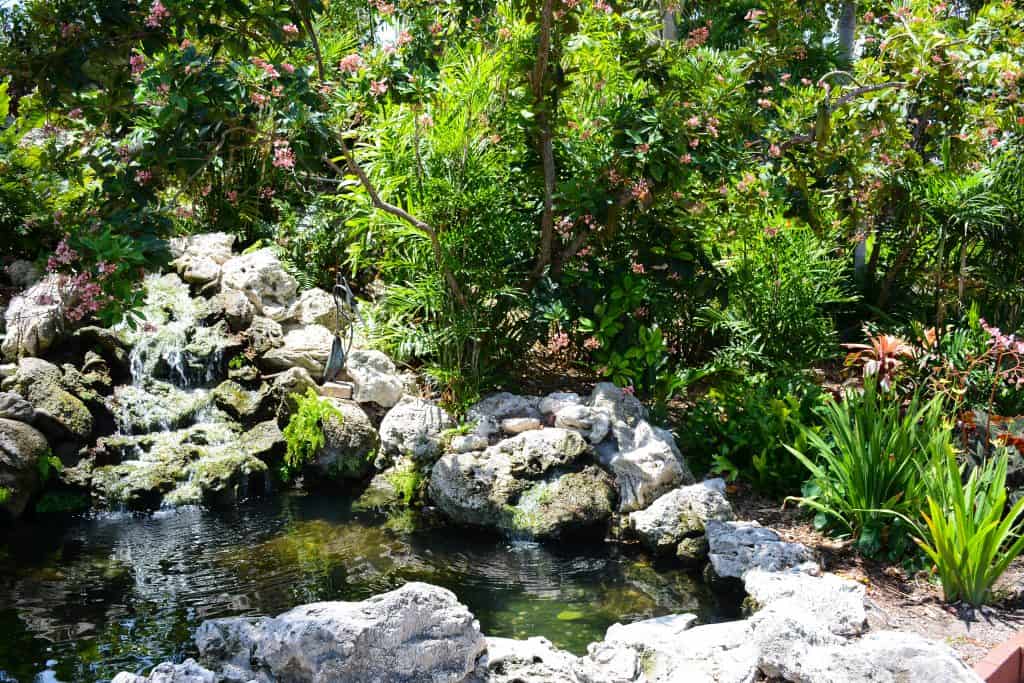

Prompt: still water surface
xmin=0 ymin=493 xmax=739 ymax=682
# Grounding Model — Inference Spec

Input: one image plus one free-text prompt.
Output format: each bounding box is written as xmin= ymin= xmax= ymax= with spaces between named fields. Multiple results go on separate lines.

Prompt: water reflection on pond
xmin=0 ymin=493 xmax=740 ymax=682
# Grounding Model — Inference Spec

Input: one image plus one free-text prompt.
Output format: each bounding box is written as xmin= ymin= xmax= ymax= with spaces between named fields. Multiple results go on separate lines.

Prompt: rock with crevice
xmin=206 ymin=288 xmax=254 ymax=332
xmin=212 ymin=380 xmax=275 ymax=426
xmin=289 ymin=287 xmax=339 ymax=328
xmin=600 ymin=421 xmax=693 ymax=512
xmin=194 ymin=582 xmax=486 ymax=683
xmin=259 ymin=324 xmax=333 ymax=377
xmin=554 ymin=404 xmax=610 ymax=444
xmin=379 ymin=396 xmax=454 ymax=463
xmin=3 ymin=357 xmax=93 ymax=442
xmin=743 ymin=568 xmax=867 ymax=637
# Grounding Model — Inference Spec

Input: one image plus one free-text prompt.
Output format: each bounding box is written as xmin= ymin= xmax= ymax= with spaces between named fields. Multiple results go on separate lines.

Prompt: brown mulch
xmin=730 ymin=483 xmax=1024 ymax=665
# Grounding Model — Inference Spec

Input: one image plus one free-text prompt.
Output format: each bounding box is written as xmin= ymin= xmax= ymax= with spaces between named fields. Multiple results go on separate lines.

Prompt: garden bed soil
xmin=731 ymin=484 xmax=1024 ymax=666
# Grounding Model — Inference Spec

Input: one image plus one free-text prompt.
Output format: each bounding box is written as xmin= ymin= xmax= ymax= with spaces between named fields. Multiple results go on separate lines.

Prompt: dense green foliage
xmin=281 ymin=388 xmax=342 ymax=481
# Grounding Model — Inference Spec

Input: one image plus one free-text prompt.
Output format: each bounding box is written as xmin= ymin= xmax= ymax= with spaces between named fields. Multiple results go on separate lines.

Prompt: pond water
xmin=0 ymin=493 xmax=741 ymax=683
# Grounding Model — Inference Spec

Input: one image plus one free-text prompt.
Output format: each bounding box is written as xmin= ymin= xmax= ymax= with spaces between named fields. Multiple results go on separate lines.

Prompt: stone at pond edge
xmin=110 ymin=658 xmax=217 ymax=683
xmin=242 ymin=420 xmax=285 ymax=462
xmin=306 ymin=398 xmax=378 ymax=483
xmin=194 ymin=582 xmax=486 ymax=683
xmin=0 ymin=417 xmax=48 ymax=518
xmin=706 ymin=519 xmax=816 ymax=579
xmin=629 ymin=478 xmax=734 ymax=558
xmin=379 ymin=396 xmax=454 ymax=464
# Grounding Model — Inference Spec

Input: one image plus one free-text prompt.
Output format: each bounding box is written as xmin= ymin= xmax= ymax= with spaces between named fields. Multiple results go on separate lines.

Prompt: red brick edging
xmin=974 ymin=632 xmax=1024 ymax=683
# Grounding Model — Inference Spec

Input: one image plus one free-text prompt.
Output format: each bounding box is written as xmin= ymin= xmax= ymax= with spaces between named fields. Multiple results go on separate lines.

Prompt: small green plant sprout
xmin=0 ymin=487 xmax=10 ymax=505
xmin=228 ymin=354 xmax=248 ymax=370
xmin=37 ymin=451 xmax=62 ymax=482
xmin=386 ymin=463 xmax=424 ymax=506
xmin=281 ymin=389 xmax=343 ymax=482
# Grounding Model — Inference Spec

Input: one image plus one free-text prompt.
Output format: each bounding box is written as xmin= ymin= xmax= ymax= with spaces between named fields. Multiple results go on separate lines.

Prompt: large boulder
xmin=744 ymin=568 xmax=867 ymax=637
xmin=212 ymin=380 xmax=275 ymax=426
xmin=629 ymin=478 xmax=733 ymax=562
xmin=260 ymin=324 xmax=333 ymax=377
xmin=600 ymin=421 xmax=692 ymax=512
xmin=195 ymin=582 xmax=486 ymax=683
xmin=428 ymin=428 xmax=615 ymax=539
xmin=3 ymin=357 xmax=93 ymax=442
xmin=220 ymin=248 xmax=298 ymax=321
xmin=379 ymin=396 xmax=454 ymax=463
xmin=346 ymin=349 xmax=405 ymax=408
xmin=111 ymin=659 xmax=217 ymax=683
xmin=554 ymin=404 xmax=610 ymax=444
xmin=206 ymin=288 xmax=254 ymax=332
xmin=306 ymin=399 xmax=378 ymax=482
xmin=0 ymin=418 xmax=49 ymax=518
xmin=2 ymin=276 xmax=65 ymax=359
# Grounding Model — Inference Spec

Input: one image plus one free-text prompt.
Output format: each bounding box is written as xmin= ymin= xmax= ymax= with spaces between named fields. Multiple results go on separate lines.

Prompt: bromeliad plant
xmin=786 ymin=381 xmax=955 ymax=558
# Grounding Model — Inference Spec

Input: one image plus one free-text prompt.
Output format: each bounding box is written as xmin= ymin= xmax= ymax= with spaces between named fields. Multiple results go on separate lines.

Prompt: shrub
xmin=910 ymin=447 xmax=1024 ymax=606
xmin=281 ymin=389 xmax=343 ymax=482
xmin=786 ymin=382 xmax=955 ymax=558
xmin=677 ymin=374 xmax=824 ymax=497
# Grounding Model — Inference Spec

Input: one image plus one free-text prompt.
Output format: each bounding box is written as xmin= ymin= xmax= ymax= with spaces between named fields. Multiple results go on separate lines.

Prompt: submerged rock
xmin=0 ymin=417 xmax=48 ymax=518
xmin=194 ymin=582 xmax=486 ymax=683
xmin=379 ymin=396 xmax=455 ymax=464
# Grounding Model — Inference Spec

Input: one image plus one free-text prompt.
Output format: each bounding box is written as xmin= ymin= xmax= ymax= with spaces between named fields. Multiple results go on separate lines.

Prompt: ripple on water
xmin=0 ymin=494 xmax=741 ymax=682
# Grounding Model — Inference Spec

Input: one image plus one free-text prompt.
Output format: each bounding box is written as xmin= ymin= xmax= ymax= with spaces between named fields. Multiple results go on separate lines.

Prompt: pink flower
xmin=631 ymin=262 xmax=645 ymax=274
xmin=369 ymin=79 xmax=389 ymax=97
xmin=429 ymin=22 xmax=443 ymax=35
xmin=260 ymin=186 xmax=276 ymax=199
xmin=757 ymin=98 xmax=772 ymax=109
xmin=201 ymin=184 xmax=212 ymax=197
xmin=281 ymin=62 xmax=296 ymax=74
xmin=686 ymin=115 xmax=700 ymax=128
xmin=47 ymin=238 xmax=79 ymax=271
xmin=251 ymin=92 xmax=269 ymax=106
xmin=339 ymin=53 xmax=365 ymax=74
xmin=555 ymin=215 xmax=574 ymax=235
xmin=130 ymin=54 xmax=146 ymax=75
xmin=549 ymin=331 xmax=570 ymax=352
xmin=634 ymin=143 xmax=650 ymax=154
xmin=583 ymin=336 xmax=601 ymax=350
xmin=135 ymin=169 xmax=153 ymax=185
xmin=498 ymin=27 xmax=512 ymax=40
xmin=96 ymin=261 xmax=117 ymax=276
xmin=145 ymin=0 xmax=170 ymax=28
xmin=180 ymin=39 xmax=192 ymax=49
xmin=417 ymin=113 xmax=434 ymax=128
xmin=373 ymin=0 xmax=396 ymax=15
xmin=745 ymin=8 xmax=765 ymax=21
xmin=272 ymin=141 xmax=296 ymax=169
xmin=68 ymin=108 xmax=83 ymax=119
xmin=283 ymin=23 xmax=300 ymax=36
xmin=630 ymin=178 xmax=651 ymax=202
xmin=593 ymin=0 xmax=612 ymax=12
xmin=226 ymin=190 xmax=239 ymax=204
xmin=680 ymin=153 xmax=692 ymax=164
xmin=621 ymin=385 xmax=635 ymax=396
xmin=397 ymin=30 xmax=414 ymax=46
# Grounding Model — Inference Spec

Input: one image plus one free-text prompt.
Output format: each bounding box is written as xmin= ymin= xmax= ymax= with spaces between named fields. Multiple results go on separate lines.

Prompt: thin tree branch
xmin=323 ymin=144 xmax=467 ymax=306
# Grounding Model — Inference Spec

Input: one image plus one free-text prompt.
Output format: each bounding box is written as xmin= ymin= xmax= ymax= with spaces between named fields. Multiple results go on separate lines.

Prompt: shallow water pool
xmin=0 ymin=493 xmax=740 ymax=682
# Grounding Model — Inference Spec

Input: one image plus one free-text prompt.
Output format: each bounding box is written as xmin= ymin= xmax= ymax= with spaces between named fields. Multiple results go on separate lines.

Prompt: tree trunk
xmin=837 ymin=1 xmax=857 ymax=63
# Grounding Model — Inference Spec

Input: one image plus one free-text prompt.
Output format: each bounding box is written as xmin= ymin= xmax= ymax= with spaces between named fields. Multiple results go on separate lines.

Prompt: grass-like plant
xmin=786 ymin=381 xmax=954 ymax=557
xmin=911 ymin=448 xmax=1024 ymax=606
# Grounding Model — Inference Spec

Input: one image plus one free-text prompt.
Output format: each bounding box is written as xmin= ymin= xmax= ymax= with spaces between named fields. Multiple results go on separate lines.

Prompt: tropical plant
xmin=908 ymin=448 xmax=1024 ymax=606
xmin=786 ymin=382 xmax=956 ymax=558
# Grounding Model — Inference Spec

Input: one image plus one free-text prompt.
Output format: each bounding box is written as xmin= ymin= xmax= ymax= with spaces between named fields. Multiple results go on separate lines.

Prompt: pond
xmin=0 ymin=493 xmax=741 ymax=683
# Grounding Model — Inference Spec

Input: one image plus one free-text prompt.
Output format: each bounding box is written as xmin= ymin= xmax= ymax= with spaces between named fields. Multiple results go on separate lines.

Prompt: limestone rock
xmin=379 ymin=396 xmax=454 ymax=463
xmin=220 ymin=248 xmax=298 ymax=321
xmin=629 ymin=478 xmax=733 ymax=557
xmin=450 ymin=434 xmax=488 ymax=453
xmin=538 ymin=391 xmax=581 ymax=416
xmin=744 ymin=568 xmax=867 ymax=637
xmin=207 ymin=288 xmax=254 ymax=332
xmin=501 ymin=417 xmax=541 ymax=434
xmin=241 ymin=420 xmax=285 ymax=462
xmin=260 ymin=324 xmax=333 ymax=376
xmin=307 ymin=399 xmax=378 ymax=482
xmin=2 ymin=276 xmax=65 ymax=359
xmin=555 ymin=404 xmax=610 ymax=444
xmin=195 ymin=582 xmax=486 ymax=683
xmin=601 ymin=422 xmax=692 ymax=512
xmin=110 ymin=659 xmax=217 ymax=683
xmin=0 ymin=417 xmax=48 ymax=518
xmin=4 ymin=357 xmax=93 ymax=442
xmin=346 ymin=349 xmax=404 ymax=408
xmin=246 ymin=316 xmax=284 ymax=356
xmin=429 ymin=429 xmax=614 ymax=539
xmin=169 ymin=232 xmax=235 ymax=265
xmin=212 ymin=380 xmax=275 ymax=426
xmin=290 ymin=287 xmax=339 ymax=328
xmin=0 ymin=391 xmax=35 ymax=423
xmin=475 ymin=637 xmax=581 ymax=683
xmin=706 ymin=519 xmax=815 ymax=579
xmin=271 ymin=367 xmax=317 ymax=425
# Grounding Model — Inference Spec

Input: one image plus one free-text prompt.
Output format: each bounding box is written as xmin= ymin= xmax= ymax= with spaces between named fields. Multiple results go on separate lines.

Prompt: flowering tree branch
xmin=323 ymin=143 xmax=467 ymax=307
